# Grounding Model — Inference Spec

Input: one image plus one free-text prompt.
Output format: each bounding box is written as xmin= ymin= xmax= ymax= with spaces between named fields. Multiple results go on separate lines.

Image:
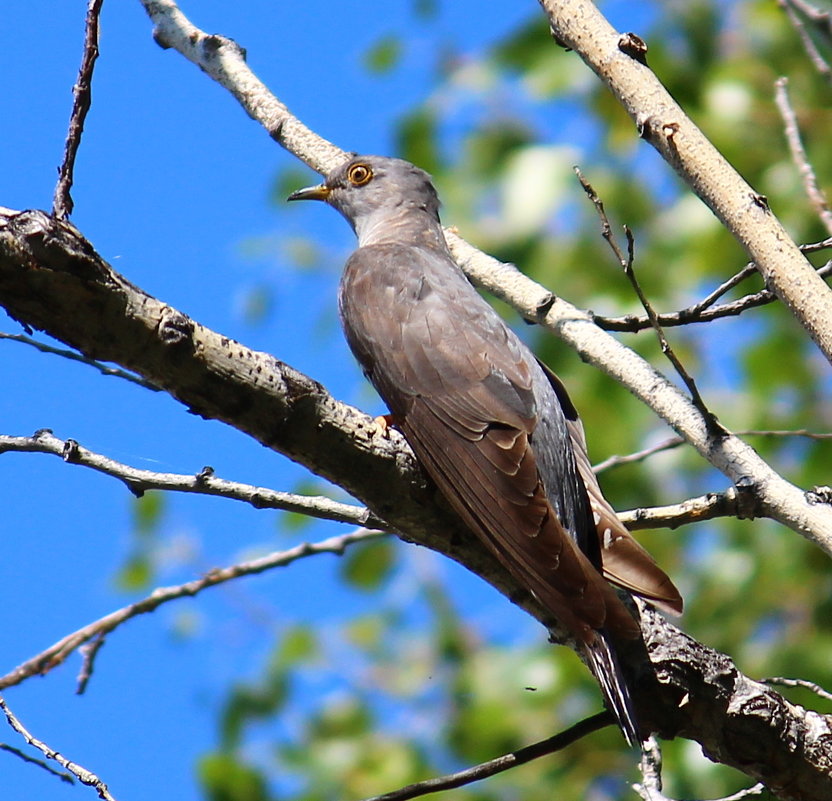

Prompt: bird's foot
xmin=372 ymin=413 xmax=397 ymax=438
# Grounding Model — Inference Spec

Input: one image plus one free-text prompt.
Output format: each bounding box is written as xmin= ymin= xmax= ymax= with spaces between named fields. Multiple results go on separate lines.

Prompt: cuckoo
xmin=289 ymin=154 xmax=682 ymax=745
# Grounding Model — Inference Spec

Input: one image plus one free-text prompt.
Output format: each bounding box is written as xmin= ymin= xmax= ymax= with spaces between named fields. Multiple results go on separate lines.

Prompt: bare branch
xmin=779 ymin=0 xmax=832 ymax=82
xmin=140 ymin=0 xmax=343 ymax=174
xmin=618 ymin=489 xmax=748 ymax=532
xmin=125 ymin=0 xmax=832 ymax=550
xmin=76 ymin=634 xmax=106 ymax=695
xmin=576 ymin=168 xmax=717 ymax=425
xmin=0 ymin=431 xmax=387 ymax=530
xmin=686 ymin=263 xmax=759 ymax=314
xmin=0 ymin=744 xmax=75 ymax=784
xmin=632 ymin=736 xmax=667 ymax=801
xmin=633 ymin=736 xmax=765 ymax=801
xmin=0 ymin=331 xmax=161 ymax=391
xmin=593 ymin=436 xmax=685 ymax=473
xmin=0 ymin=528 xmax=384 ymax=691
xmin=360 ymin=712 xmax=613 ymax=801
xmin=539 ymin=0 xmax=832 ymax=364
xmin=762 ymin=676 xmax=832 ymax=703
xmin=53 ymin=0 xmax=104 ymax=219
xmin=445 ymin=231 xmax=832 ymax=551
xmin=594 ymin=428 xmax=832 ymax=474
xmin=775 ymin=77 xmax=832 ymax=234
xmin=0 ymin=694 xmax=117 ymax=800
xmin=594 ymin=248 xmax=832 ymax=332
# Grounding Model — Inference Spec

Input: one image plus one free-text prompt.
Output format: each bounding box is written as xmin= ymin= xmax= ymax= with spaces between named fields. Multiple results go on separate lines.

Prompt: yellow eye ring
xmin=347 ymin=163 xmax=373 ymax=187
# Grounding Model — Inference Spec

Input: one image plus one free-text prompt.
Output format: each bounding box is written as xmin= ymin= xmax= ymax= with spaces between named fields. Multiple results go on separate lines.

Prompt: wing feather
xmin=339 ymin=244 xmax=654 ymax=640
xmin=537 ymin=361 xmax=683 ymax=616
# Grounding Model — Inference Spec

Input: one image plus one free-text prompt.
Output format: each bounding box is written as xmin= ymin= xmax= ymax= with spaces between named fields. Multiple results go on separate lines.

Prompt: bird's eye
xmin=347 ymin=163 xmax=373 ymax=187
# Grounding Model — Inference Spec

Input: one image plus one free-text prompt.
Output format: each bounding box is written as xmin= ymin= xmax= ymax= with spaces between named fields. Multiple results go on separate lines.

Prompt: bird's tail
xmin=582 ymin=631 xmax=640 ymax=747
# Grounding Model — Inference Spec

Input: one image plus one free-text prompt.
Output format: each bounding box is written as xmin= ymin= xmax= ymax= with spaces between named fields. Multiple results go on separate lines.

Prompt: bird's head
xmin=288 ymin=155 xmax=441 ymax=240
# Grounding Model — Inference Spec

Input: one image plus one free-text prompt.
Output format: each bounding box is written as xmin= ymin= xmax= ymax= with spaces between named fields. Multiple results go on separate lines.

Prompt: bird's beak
xmin=287 ymin=183 xmax=331 ymax=202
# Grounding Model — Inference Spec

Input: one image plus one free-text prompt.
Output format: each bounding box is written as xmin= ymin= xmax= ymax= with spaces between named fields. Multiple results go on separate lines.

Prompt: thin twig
xmin=687 ymin=263 xmax=759 ymax=315
xmin=618 ymin=488 xmax=747 ymax=531
xmin=0 ymin=743 xmax=75 ymax=784
xmin=0 ymin=430 xmax=387 ymax=530
xmin=762 ymin=676 xmax=832 ymax=702
xmin=592 ymin=241 xmax=832 ymax=332
xmin=0 ymin=528 xmax=384 ymax=691
xmin=359 ymin=711 xmax=613 ymax=801
xmin=788 ymin=0 xmax=832 ymax=37
xmin=633 ymin=735 xmax=666 ymax=801
xmin=709 ymin=785 xmax=767 ymax=801
xmin=632 ymin=735 xmax=765 ymax=801
xmin=0 ymin=331 xmax=161 ymax=391
xmin=779 ymin=0 xmax=832 ymax=82
xmin=775 ymin=77 xmax=832 ymax=234
xmin=0 ymin=694 xmax=117 ymax=800
xmin=76 ymin=634 xmax=106 ymax=695
xmin=739 ymin=428 xmax=832 ymax=440
xmin=575 ymin=168 xmax=718 ymax=427
xmin=593 ymin=437 xmax=686 ymax=473
xmin=594 ymin=428 xmax=832 ymax=474
xmin=52 ymin=0 xmax=105 ymax=218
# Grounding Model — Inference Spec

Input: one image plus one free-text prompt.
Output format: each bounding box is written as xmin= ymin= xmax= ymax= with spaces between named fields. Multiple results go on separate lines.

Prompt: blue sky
xmin=0 ymin=3 xmax=662 ymax=800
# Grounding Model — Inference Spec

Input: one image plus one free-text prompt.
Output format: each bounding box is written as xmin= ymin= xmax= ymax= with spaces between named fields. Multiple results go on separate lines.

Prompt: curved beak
xmin=287 ymin=183 xmax=331 ymax=202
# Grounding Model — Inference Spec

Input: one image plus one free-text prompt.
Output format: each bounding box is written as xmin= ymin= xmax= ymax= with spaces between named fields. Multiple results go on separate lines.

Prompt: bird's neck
xmin=355 ymin=206 xmax=448 ymax=253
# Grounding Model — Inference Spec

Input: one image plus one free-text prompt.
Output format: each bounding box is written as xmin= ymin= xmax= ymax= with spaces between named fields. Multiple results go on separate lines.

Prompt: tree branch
xmin=762 ymin=676 xmax=832 ymax=703
xmin=774 ymin=76 xmax=832 ymax=235
xmin=0 ymin=744 xmax=75 ymax=785
xmin=618 ymin=489 xmax=748 ymax=531
xmin=0 ymin=430 xmax=387 ymax=530
xmin=0 ymin=694 xmax=117 ymax=800
xmin=0 ymin=528 xmax=384 ymax=692
xmin=446 ymin=232 xmax=832 ymax=551
xmin=360 ymin=712 xmax=613 ymax=801
xmin=129 ymin=0 xmax=832 ymax=551
xmin=52 ymin=0 xmax=104 ymax=219
xmin=538 ymin=0 xmax=832 ymax=364
xmin=576 ymin=168 xmax=717 ymax=425
xmin=593 ymin=257 xmax=832 ymax=332
xmin=632 ymin=605 xmax=832 ymax=801
xmin=1 ymin=3 xmax=830 ymax=795
xmin=779 ymin=0 xmax=832 ymax=83
xmin=0 ymin=330 xmax=160 ymax=390
xmin=632 ymin=737 xmax=765 ymax=801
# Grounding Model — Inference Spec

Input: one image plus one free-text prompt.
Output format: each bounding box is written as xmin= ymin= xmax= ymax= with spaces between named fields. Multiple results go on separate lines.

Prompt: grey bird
xmin=289 ymin=154 xmax=682 ymax=745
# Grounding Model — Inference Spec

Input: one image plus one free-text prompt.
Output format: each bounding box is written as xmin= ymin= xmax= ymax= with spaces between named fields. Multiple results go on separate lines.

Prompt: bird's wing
xmin=537 ymin=362 xmax=683 ymax=616
xmin=339 ymin=245 xmax=639 ymax=640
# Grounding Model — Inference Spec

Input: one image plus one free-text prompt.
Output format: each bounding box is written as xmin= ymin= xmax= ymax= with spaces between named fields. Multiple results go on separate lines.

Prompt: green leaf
xmin=363 ymin=35 xmax=402 ymax=74
xmin=339 ymin=539 xmax=395 ymax=591
xmin=275 ymin=625 xmax=319 ymax=667
xmin=198 ymin=753 xmax=269 ymax=801
xmin=131 ymin=491 xmax=164 ymax=537
xmin=113 ymin=552 xmax=153 ymax=592
xmin=395 ymin=108 xmax=441 ymax=174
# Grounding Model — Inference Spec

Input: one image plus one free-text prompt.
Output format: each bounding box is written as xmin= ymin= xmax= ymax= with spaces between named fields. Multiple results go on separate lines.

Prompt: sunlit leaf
xmin=340 ymin=538 xmax=395 ymax=590
xmin=363 ymin=35 xmax=402 ymax=74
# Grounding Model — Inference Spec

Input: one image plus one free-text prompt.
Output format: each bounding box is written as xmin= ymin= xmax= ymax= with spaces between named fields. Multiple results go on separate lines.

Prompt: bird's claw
xmin=372 ymin=413 xmax=396 ymax=438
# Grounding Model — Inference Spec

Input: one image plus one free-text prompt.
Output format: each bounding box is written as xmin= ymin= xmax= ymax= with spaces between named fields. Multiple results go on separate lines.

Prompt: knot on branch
xmin=202 ymin=33 xmax=246 ymax=62
xmin=618 ymin=32 xmax=648 ymax=65
xmin=157 ymin=307 xmax=195 ymax=349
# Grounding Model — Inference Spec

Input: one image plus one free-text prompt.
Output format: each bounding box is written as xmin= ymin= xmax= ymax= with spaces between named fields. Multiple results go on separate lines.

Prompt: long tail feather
xmin=583 ymin=631 xmax=640 ymax=747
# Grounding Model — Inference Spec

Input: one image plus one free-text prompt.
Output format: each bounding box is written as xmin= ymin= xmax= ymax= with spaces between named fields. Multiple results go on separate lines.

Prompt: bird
xmin=289 ymin=154 xmax=682 ymax=745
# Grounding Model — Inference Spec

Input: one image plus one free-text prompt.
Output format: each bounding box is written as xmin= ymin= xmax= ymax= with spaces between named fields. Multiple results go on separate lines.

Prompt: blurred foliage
xmin=114 ymin=491 xmax=166 ymax=591
xmin=200 ymin=2 xmax=832 ymax=800
xmin=363 ymin=35 xmax=403 ymax=74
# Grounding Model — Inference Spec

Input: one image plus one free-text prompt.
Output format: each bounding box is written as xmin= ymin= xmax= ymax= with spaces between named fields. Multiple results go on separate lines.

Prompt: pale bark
xmin=538 ymin=0 xmax=832 ymax=364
